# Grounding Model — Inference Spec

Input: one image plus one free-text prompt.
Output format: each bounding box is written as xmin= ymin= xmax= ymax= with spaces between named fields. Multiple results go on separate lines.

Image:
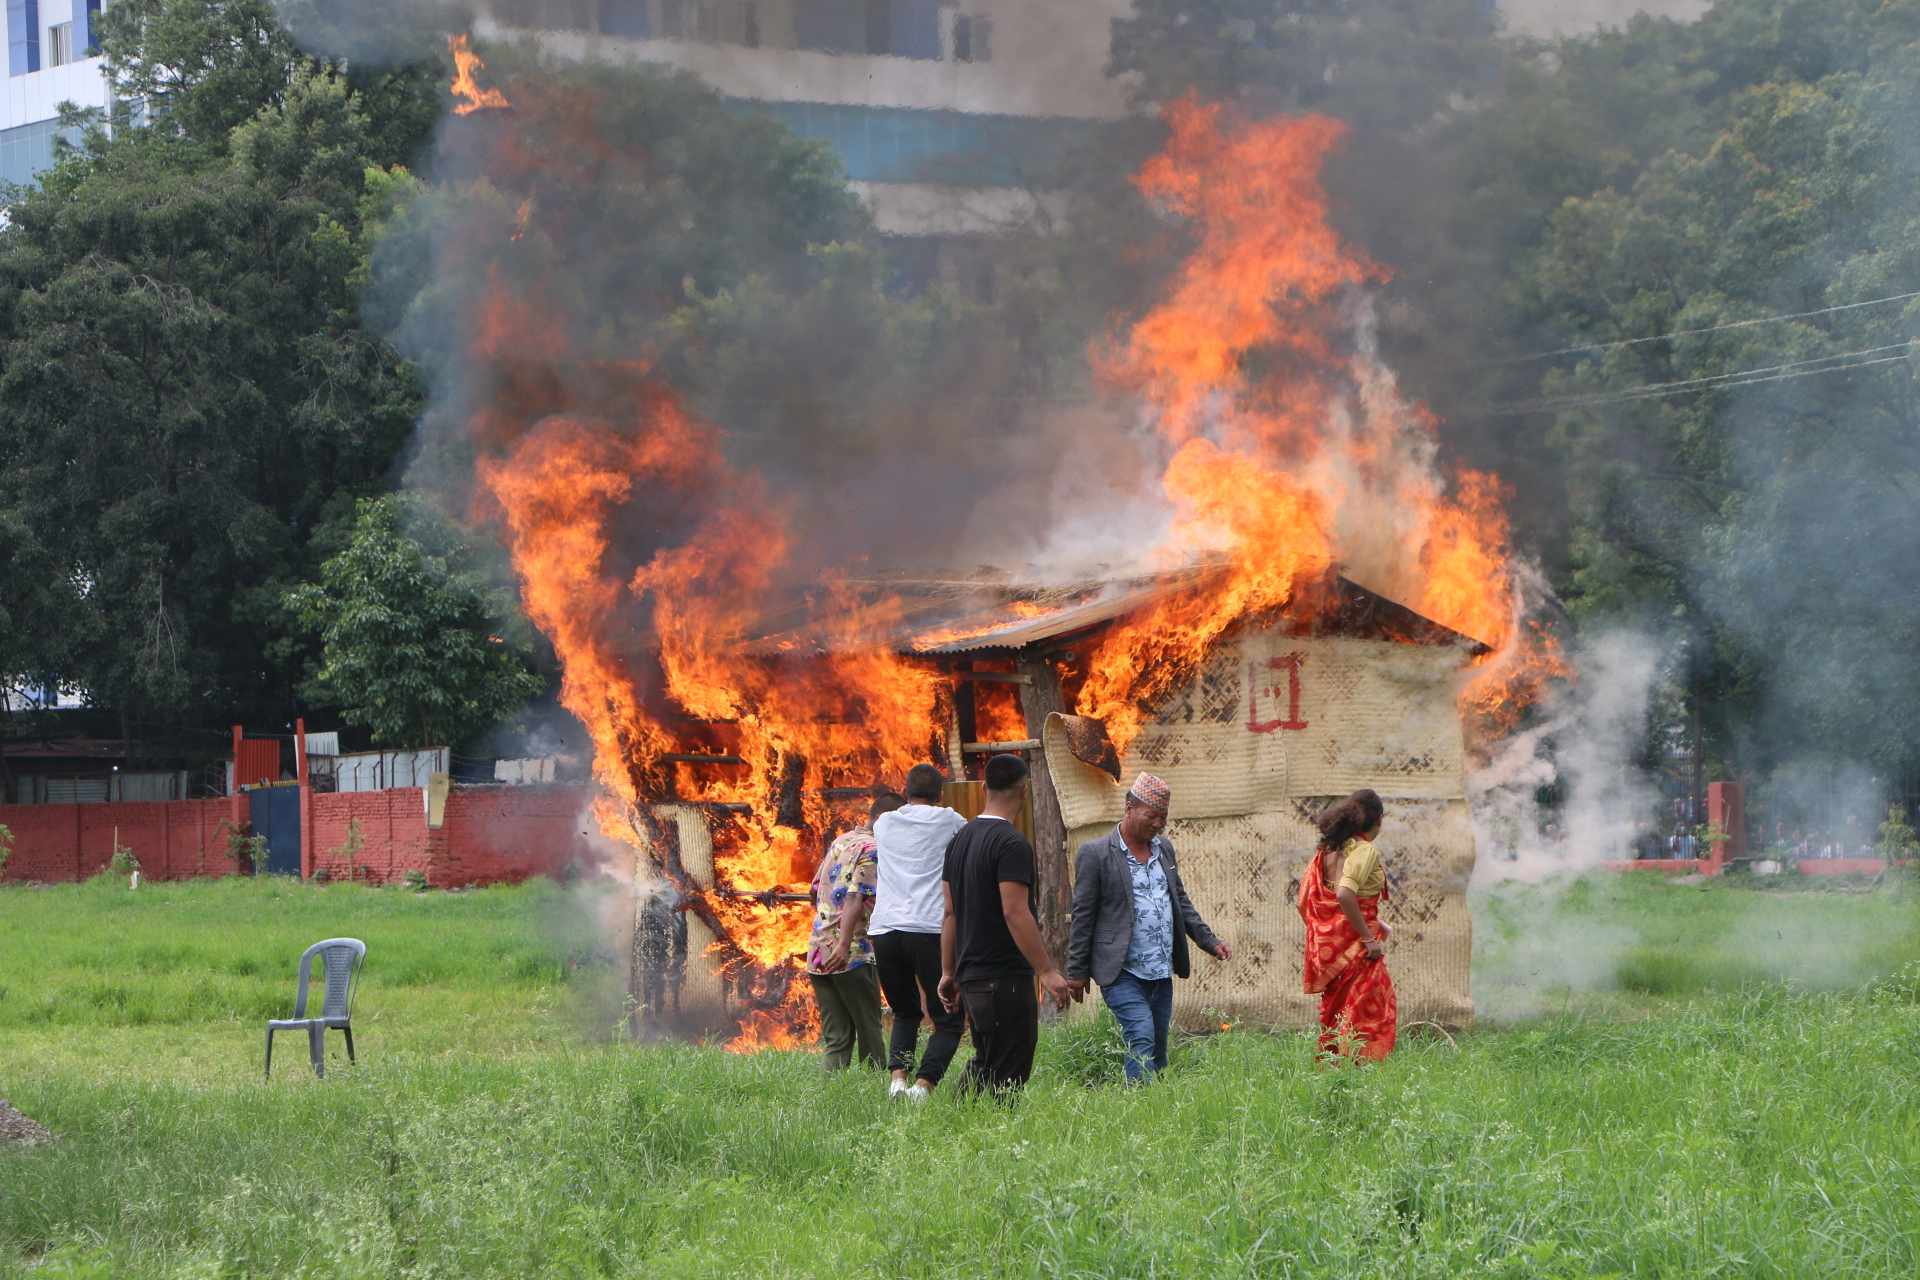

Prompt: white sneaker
xmin=905 ymin=1084 xmax=930 ymax=1104
xmin=888 ymin=1078 xmax=909 ymax=1099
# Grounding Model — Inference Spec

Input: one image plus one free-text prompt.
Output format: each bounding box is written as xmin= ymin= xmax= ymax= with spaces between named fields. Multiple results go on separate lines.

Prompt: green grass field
xmin=4 ymin=872 xmax=1919 ymax=1278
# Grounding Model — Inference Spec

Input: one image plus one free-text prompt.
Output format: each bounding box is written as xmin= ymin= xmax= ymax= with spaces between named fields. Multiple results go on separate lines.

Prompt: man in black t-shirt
xmin=938 ymin=753 xmax=1077 ymax=1093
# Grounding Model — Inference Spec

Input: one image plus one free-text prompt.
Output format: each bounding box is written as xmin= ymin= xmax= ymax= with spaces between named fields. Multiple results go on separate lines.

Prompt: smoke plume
xmin=1468 ymin=628 xmax=1667 ymax=884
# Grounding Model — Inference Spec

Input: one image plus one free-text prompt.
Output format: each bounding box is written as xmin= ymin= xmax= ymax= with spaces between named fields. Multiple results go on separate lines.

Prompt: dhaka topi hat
xmin=1126 ymin=772 xmax=1171 ymax=813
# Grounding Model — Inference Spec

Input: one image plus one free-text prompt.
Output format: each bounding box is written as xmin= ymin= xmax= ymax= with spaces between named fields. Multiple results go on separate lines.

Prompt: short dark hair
xmin=905 ymin=763 xmax=946 ymax=802
xmin=870 ymin=790 xmax=907 ymax=822
xmin=1315 ymin=788 xmax=1385 ymax=851
xmin=984 ymin=753 xmax=1028 ymax=793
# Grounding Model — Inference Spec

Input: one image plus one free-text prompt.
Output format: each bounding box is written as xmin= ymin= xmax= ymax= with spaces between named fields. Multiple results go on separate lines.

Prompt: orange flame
xmin=971 ymin=681 xmax=1028 ymax=744
xmin=448 ymin=34 xmax=510 ymax=116
xmin=1075 ymin=97 xmax=1552 ymax=753
xmin=462 ymin=215 xmax=940 ymax=1047
xmin=451 ymin=88 xmax=1555 ymax=1051
xmin=479 ymin=399 xmax=939 ymax=1043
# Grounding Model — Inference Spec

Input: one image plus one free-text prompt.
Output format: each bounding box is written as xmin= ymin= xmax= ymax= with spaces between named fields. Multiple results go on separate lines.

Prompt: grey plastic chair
xmin=264 ymin=938 xmax=366 ymax=1079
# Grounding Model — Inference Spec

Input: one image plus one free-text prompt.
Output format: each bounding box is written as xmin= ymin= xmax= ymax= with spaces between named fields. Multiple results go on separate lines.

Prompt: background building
xmin=0 ymin=1 xmax=1719 ymax=197
xmin=0 ymin=0 xmax=107 ymax=190
xmin=481 ymin=0 xmax=1132 ymax=290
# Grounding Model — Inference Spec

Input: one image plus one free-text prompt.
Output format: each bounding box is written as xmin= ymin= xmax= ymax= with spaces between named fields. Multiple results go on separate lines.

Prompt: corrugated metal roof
xmin=748 ymin=564 xmax=1485 ymax=658
xmin=892 ymin=566 xmax=1488 ymax=656
xmin=906 ymin=577 xmax=1190 ymax=654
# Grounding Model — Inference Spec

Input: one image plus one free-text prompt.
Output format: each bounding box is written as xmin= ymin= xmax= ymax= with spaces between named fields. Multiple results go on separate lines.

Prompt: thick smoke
xmin=1468 ymin=629 xmax=1666 ymax=884
xmin=1498 ymin=0 xmax=1710 ymax=38
xmin=1465 ymin=630 xmax=1664 ymax=1015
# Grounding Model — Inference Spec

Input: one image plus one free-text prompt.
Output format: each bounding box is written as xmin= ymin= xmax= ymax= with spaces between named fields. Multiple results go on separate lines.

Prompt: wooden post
xmin=295 ymin=718 xmax=312 ymax=881
xmin=1707 ymin=781 xmax=1745 ymax=876
xmin=954 ymin=680 xmax=979 ymax=781
xmin=229 ymin=724 xmax=246 ymax=840
xmin=1016 ymin=655 xmax=1071 ymax=963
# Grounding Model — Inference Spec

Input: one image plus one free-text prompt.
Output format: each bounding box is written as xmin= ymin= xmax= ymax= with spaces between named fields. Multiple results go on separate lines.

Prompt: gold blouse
xmin=1335 ymin=838 xmax=1384 ymax=898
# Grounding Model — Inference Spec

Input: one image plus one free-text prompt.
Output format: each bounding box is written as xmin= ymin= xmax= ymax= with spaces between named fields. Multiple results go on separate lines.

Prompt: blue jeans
xmin=1102 ymin=971 xmax=1173 ymax=1083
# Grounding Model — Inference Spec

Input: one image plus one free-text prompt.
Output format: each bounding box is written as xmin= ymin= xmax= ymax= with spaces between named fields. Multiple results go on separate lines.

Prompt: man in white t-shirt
xmin=870 ymin=763 xmax=968 ymax=1101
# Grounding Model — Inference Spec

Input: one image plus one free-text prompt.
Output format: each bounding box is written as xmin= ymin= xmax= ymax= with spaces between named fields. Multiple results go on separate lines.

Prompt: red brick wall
xmin=310 ymin=789 xmax=435 ymax=884
xmin=0 ymin=798 xmax=235 ymax=882
xmin=1 ymin=787 xmax=601 ymax=888
xmin=432 ymin=785 xmax=596 ymax=888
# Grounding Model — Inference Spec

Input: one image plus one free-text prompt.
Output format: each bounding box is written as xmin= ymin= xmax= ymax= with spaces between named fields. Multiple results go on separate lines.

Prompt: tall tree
xmin=0 ymin=0 xmax=437 ymax=735
xmin=100 ymin=0 xmax=440 ymax=167
xmin=286 ymin=495 xmax=541 ymax=749
xmin=1520 ymin=0 xmax=1920 ymax=776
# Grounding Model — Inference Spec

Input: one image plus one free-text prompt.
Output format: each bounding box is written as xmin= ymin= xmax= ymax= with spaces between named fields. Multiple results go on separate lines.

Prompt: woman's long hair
xmin=1315 ymin=789 xmax=1385 ymax=853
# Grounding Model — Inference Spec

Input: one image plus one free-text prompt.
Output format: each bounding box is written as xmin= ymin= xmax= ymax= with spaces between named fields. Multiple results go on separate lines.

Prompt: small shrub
xmin=404 ymin=868 xmax=429 ymax=893
xmin=221 ymin=822 xmax=266 ymax=873
xmin=329 ymin=817 xmax=367 ymax=881
xmin=1875 ymin=805 xmax=1919 ymax=863
xmin=0 ymin=820 xmax=12 ymax=880
xmin=1867 ymin=960 xmax=1920 ymax=1005
xmin=109 ymin=840 xmax=140 ymax=878
xmin=1690 ymin=821 xmax=1730 ymax=859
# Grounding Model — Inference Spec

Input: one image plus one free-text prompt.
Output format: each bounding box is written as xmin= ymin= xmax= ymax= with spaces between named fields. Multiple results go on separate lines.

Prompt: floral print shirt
xmin=806 ymin=828 xmax=878 ymax=975
xmin=1121 ymin=837 xmax=1175 ymax=982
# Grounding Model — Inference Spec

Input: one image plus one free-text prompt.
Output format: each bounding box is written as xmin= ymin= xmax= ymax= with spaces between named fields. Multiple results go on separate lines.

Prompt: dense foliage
xmin=1520 ymin=3 xmax=1920 ymax=777
xmin=285 ymin=495 xmax=542 ymax=748
xmin=0 ymin=0 xmax=434 ymax=739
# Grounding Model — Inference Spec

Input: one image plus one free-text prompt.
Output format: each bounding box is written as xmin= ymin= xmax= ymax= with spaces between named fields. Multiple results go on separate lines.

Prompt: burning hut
xmin=432 ymin=41 xmax=1539 ymax=1047
xmin=625 ymin=563 xmax=1482 ymax=1042
xmin=904 ymin=566 xmax=1483 ymax=1031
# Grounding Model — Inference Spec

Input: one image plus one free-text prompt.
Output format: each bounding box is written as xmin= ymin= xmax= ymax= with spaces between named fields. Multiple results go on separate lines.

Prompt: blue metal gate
xmin=248 ymin=786 xmax=302 ymax=876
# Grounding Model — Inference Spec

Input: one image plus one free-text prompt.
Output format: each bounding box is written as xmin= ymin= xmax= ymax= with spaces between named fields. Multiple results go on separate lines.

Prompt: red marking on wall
xmin=1247 ymin=653 xmax=1309 ymax=734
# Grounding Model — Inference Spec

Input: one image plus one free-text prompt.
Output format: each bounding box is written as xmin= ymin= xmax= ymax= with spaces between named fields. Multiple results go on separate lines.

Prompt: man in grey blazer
xmin=1065 ymin=771 xmax=1232 ymax=1083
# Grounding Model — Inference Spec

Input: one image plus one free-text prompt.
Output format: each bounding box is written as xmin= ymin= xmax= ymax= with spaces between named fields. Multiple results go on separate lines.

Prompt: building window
xmin=0 ymin=115 xmax=82 ymax=191
xmin=891 ymin=0 xmax=939 ymax=59
xmin=8 ymin=0 xmax=40 ymax=75
xmin=752 ymin=101 xmax=1093 ymax=187
xmin=45 ymin=19 xmax=69 ymax=66
xmin=600 ymin=0 xmax=652 ymax=37
xmin=953 ymin=13 xmax=989 ymax=62
xmin=796 ymin=0 xmax=938 ymax=59
xmin=76 ymin=0 xmax=99 ymax=58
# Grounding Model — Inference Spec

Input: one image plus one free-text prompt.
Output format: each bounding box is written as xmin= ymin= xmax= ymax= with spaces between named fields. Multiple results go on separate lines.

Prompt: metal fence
xmin=308 ymin=749 xmax=449 ymax=794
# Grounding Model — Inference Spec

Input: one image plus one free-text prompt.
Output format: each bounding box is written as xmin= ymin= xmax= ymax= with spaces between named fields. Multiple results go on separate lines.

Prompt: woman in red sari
xmin=1298 ymin=788 xmax=1396 ymax=1060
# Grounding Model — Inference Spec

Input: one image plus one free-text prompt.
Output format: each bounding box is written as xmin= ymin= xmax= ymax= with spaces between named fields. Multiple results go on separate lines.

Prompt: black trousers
xmin=872 ymin=930 xmax=965 ymax=1085
xmin=958 ymin=974 xmax=1039 ymax=1095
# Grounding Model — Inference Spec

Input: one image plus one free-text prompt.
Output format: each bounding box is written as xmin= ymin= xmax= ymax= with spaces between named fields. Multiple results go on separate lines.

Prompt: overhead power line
xmin=1486 ymin=343 xmax=1913 ymax=416
xmin=1491 ymin=289 xmax=1920 ymax=365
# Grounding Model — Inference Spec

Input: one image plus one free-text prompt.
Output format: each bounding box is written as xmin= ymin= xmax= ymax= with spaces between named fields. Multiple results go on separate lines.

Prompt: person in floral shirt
xmin=1064 ymin=772 xmax=1231 ymax=1083
xmin=806 ymin=792 xmax=903 ymax=1071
